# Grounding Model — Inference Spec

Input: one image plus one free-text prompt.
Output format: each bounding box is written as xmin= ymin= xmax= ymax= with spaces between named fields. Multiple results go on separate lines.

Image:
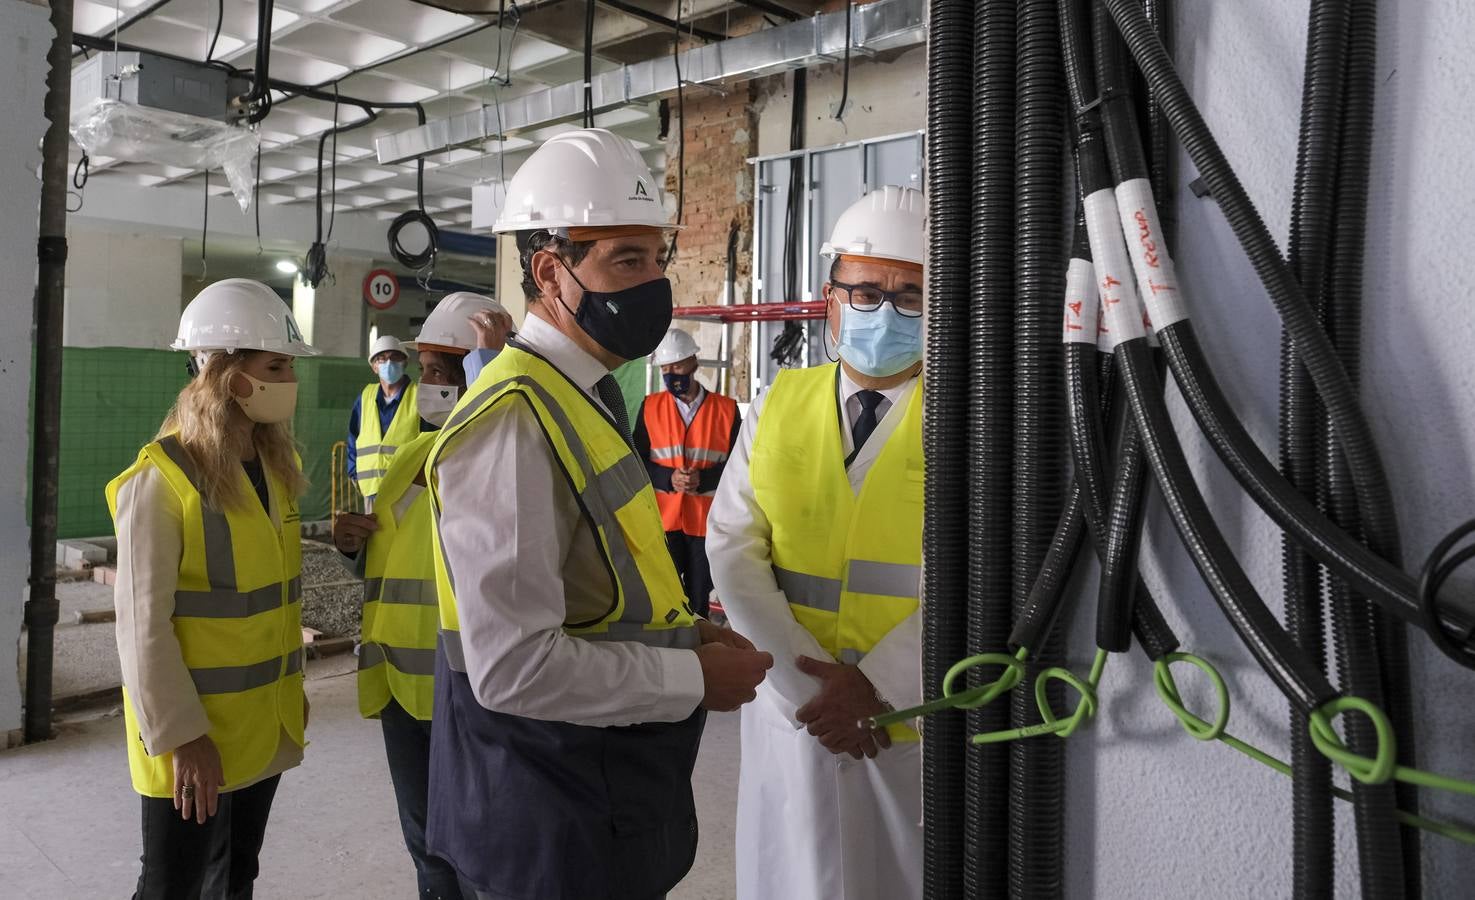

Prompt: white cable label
xmin=1062 ymin=257 xmax=1101 ymax=345
xmin=1082 ymin=188 xmax=1146 ymax=350
xmin=1114 ymin=177 xmax=1189 ymax=330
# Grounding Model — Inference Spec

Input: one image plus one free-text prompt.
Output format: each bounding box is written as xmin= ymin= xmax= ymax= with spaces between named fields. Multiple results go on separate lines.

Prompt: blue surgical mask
xmin=837 ymin=304 xmax=923 ymax=377
xmin=663 ymin=372 xmax=693 ymax=397
xmin=377 ymin=360 xmax=405 ymax=384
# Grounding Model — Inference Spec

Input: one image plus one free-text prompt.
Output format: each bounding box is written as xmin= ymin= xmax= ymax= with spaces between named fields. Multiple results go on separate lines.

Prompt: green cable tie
xmin=1154 ymin=653 xmax=1475 ymax=844
xmin=867 ymin=646 xmax=1028 ymax=730
xmin=1309 ymin=696 xmax=1475 ymax=797
xmin=970 ymin=649 xmax=1110 ymax=745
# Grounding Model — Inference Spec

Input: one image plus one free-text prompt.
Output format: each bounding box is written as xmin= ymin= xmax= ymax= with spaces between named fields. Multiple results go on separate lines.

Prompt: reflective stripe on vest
xmin=749 ymin=364 xmax=924 ymax=742
xmin=642 ymin=390 xmax=737 ymax=537
xmin=429 ymin=345 xmax=699 ymax=674
xmin=106 ymin=434 xmax=305 ymax=797
xmin=355 ymin=381 xmax=421 ymax=497
xmin=358 ymin=432 xmax=441 ymax=720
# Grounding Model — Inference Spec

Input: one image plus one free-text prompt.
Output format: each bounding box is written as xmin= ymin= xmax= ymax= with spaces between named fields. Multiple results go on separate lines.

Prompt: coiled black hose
xmin=1098 ymin=0 xmax=1475 ymax=666
xmin=1009 ymin=2 xmax=1069 ymax=896
xmin=924 ymin=0 xmax=975 ymax=896
xmin=388 ymin=104 xmax=439 ymax=274
xmin=1280 ymin=2 xmax=1346 ymax=894
xmin=965 ymin=1 xmax=1016 ymax=896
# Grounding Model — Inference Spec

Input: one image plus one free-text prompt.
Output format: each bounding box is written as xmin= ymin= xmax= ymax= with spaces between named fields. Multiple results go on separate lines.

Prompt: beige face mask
xmin=235 ymin=372 xmax=299 ymax=424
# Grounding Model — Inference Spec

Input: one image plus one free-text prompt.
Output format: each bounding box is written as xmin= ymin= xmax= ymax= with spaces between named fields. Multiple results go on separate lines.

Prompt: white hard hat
xmin=368 ymin=335 xmax=405 ymax=362
xmin=173 ymin=278 xmax=318 ymax=357
xmin=406 ymin=292 xmax=508 ymax=353
xmin=493 ymin=128 xmax=677 ymax=235
xmin=652 ymin=328 xmax=700 ymax=366
xmin=820 ymin=185 xmax=926 ymax=267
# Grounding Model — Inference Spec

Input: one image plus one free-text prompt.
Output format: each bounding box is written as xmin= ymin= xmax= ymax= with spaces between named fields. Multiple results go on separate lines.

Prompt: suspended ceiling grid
xmin=70 ymin=0 xmax=821 ymax=233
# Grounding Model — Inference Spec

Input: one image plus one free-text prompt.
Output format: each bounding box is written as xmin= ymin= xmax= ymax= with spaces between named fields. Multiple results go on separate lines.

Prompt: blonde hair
xmin=156 ymin=351 xmax=309 ymax=511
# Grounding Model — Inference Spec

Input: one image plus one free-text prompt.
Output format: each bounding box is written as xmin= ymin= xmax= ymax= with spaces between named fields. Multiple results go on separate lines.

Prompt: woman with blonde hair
xmin=108 ymin=278 xmax=318 ymax=899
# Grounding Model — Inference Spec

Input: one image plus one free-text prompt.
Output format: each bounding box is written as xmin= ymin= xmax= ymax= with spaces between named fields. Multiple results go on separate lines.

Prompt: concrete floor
xmin=0 ymin=657 xmax=741 ymax=899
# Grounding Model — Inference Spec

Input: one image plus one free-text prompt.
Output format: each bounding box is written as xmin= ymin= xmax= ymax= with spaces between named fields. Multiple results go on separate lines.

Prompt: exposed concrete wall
xmin=0 ymin=0 xmax=50 ymax=740
xmin=1061 ymin=0 xmax=1475 ymax=895
xmin=291 ymin=255 xmax=369 ymax=358
xmin=63 ymin=230 xmax=184 ymax=350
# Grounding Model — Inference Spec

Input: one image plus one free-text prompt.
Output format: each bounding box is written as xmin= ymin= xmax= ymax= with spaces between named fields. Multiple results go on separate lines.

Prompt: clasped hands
xmin=795 ymin=655 xmax=893 ymax=760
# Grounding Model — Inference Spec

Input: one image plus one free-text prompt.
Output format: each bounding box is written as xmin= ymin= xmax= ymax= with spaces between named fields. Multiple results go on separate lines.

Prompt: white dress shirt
xmin=673 ymin=384 xmax=706 ymax=426
xmin=706 ymin=366 xmax=923 ymax=726
xmin=433 ymin=313 xmax=706 ymax=728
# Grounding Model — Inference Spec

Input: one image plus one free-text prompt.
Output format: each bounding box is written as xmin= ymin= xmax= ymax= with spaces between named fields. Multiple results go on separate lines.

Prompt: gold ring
xmin=180 ymin=784 xmax=196 ymax=798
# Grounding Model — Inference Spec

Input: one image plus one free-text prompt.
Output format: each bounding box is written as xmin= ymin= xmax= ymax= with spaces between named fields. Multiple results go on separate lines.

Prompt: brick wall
xmin=663 ymin=81 xmax=760 ymax=399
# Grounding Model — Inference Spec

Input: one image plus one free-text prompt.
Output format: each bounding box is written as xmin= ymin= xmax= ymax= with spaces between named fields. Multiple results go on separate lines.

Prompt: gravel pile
xmin=300 ymin=539 xmax=365 ymax=638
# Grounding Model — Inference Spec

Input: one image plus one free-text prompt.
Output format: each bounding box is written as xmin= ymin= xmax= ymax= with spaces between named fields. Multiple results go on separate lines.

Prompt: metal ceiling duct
xmin=375 ymin=0 xmax=926 ymax=165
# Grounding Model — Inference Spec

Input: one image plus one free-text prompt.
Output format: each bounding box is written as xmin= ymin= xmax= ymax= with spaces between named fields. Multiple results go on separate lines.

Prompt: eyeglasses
xmin=830 ymin=280 xmax=924 ymax=318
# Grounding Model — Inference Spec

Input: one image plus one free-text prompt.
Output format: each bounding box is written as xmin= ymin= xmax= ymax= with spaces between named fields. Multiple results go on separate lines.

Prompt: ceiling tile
xmin=75 ymin=1 xmax=123 ymax=36
xmin=520 ymin=53 xmax=619 ymax=86
xmin=439 ymin=30 xmax=566 ymax=72
xmin=152 ymin=0 xmax=299 ymax=41
xmin=267 ymin=50 xmax=351 ymax=85
xmin=329 ymin=0 xmax=478 ymax=44
xmin=275 ymin=23 xmax=407 ymax=68
xmin=276 ymin=0 xmax=342 ymax=13
xmin=337 ymin=72 xmax=440 ymax=104
xmin=371 ymin=53 xmax=490 ymax=91
xmin=110 ymin=16 xmax=214 ymax=57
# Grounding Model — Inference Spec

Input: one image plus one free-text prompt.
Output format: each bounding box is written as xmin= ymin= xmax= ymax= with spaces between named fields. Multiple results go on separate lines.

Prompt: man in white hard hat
xmin=348 ymin=334 xmax=418 ymax=503
xmin=708 ymin=185 xmax=927 ymax=900
xmin=422 ymin=127 xmax=773 ymax=899
xmin=633 ymin=328 xmax=742 ymax=619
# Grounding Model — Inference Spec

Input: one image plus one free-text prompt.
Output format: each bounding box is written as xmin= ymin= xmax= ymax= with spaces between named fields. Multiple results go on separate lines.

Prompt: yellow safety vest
xmin=106 ymin=435 xmax=306 ymax=798
xmin=356 ymin=381 xmax=420 ymax=498
xmin=428 ymin=342 xmax=699 ymax=666
xmin=358 ymin=432 xmax=439 ymax=721
xmin=749 ymin=364 xmax=924 ymax=742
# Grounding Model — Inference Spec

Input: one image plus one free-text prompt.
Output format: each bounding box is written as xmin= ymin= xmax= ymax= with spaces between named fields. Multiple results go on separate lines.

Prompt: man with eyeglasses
xmin=707 ymin=185 xmax=926 ymax=899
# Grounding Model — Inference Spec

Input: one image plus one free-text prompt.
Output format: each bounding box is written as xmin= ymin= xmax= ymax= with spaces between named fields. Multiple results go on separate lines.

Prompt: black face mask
xmin=553 ymin=257 xmax=673 ymax=362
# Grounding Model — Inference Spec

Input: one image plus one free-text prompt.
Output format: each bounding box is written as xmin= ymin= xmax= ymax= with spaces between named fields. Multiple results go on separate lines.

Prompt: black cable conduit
xmin=923 ymin=0 xmax=975 ymax=895
xmin=1009 ymin=2 xmax=1069 ymax=895
xmin=1098 ymin=0 xmax=1475 ymax=667
xmin=1322 ymin=0 xmax=1420 ymax=889
xmin=1280 ymin=1 xmax=1345 ymax=892
xmin=965 ymin=0 xmax=1017 ymax=895
xmin=1087 ymin=2 xmax=1337 ymax=713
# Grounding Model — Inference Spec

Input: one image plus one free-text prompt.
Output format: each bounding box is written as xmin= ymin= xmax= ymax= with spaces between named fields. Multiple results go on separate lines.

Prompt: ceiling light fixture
xmin=276 ymin=259 xmax=300 ymax=274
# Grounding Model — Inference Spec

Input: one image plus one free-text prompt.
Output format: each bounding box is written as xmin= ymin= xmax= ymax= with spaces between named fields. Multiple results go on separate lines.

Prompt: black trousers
xmin=133 ymin=774 xmax=280 ymax=900
xmin=380 ymin=698 xmax=472 ymax=900
xmin=665 ymin=531 xmax=711 ymax=618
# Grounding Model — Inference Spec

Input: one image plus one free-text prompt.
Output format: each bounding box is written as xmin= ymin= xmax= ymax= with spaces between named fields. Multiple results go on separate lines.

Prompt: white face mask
xmin=235 ymin=373 xmax=299 ymax=424
xmin=417 ymin=383 xmax=460 ymax=427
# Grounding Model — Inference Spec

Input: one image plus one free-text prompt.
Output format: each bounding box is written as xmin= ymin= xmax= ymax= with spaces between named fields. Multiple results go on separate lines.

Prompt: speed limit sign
xmin=364 ymin=269 xmax=400 ymax=310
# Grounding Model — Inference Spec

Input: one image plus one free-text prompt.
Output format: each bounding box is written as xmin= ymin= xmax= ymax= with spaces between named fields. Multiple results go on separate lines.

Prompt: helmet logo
xmin=630 ymin=181 xmax=653 ymax=202
xmin=285 ymin=315 xmax=305 ymax=343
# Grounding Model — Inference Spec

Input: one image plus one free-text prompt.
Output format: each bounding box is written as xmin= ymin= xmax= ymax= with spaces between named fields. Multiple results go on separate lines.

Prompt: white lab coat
xmin=706 ymin=372 xmax=923 ymax=900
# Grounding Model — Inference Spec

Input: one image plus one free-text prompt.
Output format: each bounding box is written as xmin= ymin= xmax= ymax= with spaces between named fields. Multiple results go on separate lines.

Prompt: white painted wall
xmin=1062 ymin=1 xmax=1475 ymax=895
xmin=292 ymin=254 xmax=370 ymax=358
xmin=0 ymin=0 xmax=49 ymax=739
xmin=63 ymin=230 xmax=183 ymax=349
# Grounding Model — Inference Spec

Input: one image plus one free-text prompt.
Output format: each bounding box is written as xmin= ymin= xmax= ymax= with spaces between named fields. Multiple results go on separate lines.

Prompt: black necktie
xmin=595 ymin=374 xmax=634 ymax=448
xmin=850 ymin=390 xmax=885 ymax=459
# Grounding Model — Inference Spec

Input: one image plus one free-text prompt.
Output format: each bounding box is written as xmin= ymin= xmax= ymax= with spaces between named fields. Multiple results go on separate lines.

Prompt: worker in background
xmin=634 ymin=328 xmax=741 ymax=618
xmin=349 ymin=334 xmax=419 ymax=504
xmin=423 ymin=127 xmax=773 ymax=899
xmin=707 ymin=186 xmax=927 ymax=900
xmin=332 ymin=293 xmax=510 ymax=900
xmin=107 ymin=278 xmax=318 ymax=898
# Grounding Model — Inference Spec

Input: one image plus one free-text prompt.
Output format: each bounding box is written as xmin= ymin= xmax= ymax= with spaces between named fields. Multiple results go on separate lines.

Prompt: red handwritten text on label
xmin=1134 ymin=209 xmax=1160 ymax=268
